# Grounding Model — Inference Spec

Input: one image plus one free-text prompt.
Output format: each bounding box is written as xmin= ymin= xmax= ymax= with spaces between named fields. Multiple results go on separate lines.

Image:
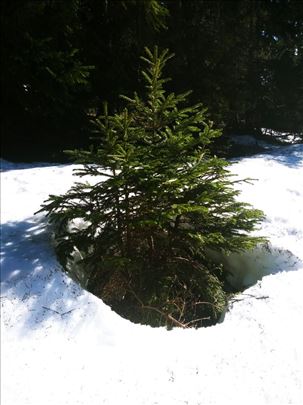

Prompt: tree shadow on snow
xmin=262 ymin=144 xmax=303 ymax=169
xmin=0 ymin=160 xmax=69 ymax=172
xmin=1 ymin=215 xmax=84 ymax=332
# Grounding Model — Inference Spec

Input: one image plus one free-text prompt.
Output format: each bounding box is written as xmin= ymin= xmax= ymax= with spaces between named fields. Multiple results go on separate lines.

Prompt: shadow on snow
xmin=0 ymin=215 xmax=84 ymax=332
xmin=260 ymin=144 xmax=303 ymax=169
xmin=0 ymin=160 xmax=70 ymax=172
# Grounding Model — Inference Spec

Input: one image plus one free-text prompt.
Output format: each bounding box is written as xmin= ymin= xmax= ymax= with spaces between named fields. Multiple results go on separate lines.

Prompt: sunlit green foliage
xmin=39 ymin=48 xmax=265 ymax=328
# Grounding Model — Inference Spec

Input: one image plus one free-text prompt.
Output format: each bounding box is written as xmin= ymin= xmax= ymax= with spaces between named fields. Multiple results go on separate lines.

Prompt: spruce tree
xmin=39 ymin=47 xmax=265 ymax=328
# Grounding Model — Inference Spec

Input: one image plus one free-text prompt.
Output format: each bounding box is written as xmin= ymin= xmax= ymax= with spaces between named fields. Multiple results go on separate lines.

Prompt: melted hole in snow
xmin=213 ymin=243 xmax=302 ymax=291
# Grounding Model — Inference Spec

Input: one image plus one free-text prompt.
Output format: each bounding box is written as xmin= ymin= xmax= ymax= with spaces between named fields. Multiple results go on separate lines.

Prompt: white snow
xmin=1 ymin=145 xmax=303 ymax=405
xmin=261 ymin=128 xmax=302 ymax=144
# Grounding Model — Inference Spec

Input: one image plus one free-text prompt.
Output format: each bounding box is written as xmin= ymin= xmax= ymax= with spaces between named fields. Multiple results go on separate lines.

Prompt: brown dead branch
xmin=128 ymin=288 xmax=187 ymax=328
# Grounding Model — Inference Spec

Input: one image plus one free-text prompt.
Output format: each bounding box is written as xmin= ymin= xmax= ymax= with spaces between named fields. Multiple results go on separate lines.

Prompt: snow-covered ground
xmin=1 ymin=145 xmax=303 ymax=405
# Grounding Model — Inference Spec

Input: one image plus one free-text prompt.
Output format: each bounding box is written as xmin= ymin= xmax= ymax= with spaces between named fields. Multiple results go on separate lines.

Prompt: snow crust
xmin=1 ymin=146 xmax=303 ymax=405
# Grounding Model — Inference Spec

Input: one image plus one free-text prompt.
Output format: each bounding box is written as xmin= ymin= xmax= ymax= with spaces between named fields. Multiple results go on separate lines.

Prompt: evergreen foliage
xmin=1 ymin=0 xmax=93 ymax=160
xmin=39 ymin=47 xmax=265 ymax=328
xmin=2 ymin=0 xmax=303 ymax=160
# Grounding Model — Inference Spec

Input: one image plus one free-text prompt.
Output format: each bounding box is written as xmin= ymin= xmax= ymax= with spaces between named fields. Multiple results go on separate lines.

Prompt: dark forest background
xmin=1 ymin=0 xmax=303 ymax=162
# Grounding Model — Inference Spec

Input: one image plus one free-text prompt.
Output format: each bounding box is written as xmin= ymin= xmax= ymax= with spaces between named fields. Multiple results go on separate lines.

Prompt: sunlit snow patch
xmin=1 ymin=145 xmax=303 ymax=405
